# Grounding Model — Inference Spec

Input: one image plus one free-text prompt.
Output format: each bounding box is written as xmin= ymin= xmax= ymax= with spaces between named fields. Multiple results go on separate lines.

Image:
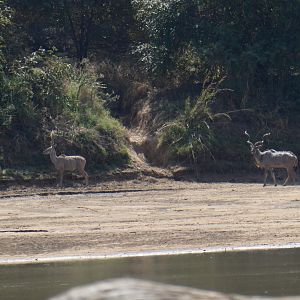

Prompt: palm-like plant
xmin=158 ymin=78 xmax=231 ymax=178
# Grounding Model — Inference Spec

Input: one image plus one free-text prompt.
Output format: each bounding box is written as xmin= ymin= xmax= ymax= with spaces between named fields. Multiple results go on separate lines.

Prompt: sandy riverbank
xmin=0 ymin=178 xmax=299 ymax=263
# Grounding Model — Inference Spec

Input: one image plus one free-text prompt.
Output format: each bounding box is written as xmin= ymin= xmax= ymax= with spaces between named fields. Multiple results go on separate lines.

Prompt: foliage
xmin=0 ymin=49 xmax=129 ymax=168
xmin=1 ymin=0 xmax=300 ymax=174
xmin=132 ymin=0 xmax=198 ymax=75
xmin=158 ymin=79 xmax=230 ymax=176
xmin=8 ymin=0 xmax=135 ymax=60
xmin=133 ymin=0 xmax=300 ymax=114
xmin=0 ymin=0 xmax=11 ymax=59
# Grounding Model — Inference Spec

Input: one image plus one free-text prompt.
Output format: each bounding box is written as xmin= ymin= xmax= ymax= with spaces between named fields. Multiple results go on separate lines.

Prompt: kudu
xmin=43 ymin=145 xmax=88 ymax=187
xmin=245 ymin=131 xmax=298 ymax=186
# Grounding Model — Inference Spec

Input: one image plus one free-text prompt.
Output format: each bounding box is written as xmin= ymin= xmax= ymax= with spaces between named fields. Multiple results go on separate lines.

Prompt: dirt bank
xmin=0 ymin=177 xmax=299 ymax=262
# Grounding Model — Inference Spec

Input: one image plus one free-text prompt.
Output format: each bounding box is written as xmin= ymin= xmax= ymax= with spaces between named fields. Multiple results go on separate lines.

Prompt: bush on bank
xmin=0 ymin=49 xmax=129 ymax=171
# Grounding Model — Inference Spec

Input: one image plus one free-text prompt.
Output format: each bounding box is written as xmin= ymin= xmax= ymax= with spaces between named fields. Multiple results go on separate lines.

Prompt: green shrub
xmin=158 ymin=79 xmax=231 ymax=175
xmin=0 ymin=49 xmax=129 ymax=169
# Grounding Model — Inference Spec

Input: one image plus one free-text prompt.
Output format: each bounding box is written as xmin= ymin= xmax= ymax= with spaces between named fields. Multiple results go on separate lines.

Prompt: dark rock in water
xmin=48 ymin=278 xmax=297 ymax=300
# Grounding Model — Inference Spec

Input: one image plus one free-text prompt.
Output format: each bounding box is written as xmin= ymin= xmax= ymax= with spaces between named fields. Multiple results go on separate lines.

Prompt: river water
xmin=0 ymin=248 xmax=300 ymax=300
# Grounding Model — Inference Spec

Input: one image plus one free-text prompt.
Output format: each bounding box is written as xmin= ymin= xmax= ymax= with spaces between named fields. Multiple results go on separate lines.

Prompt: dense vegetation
xmin=1 ymin=0 xmax=300 ymax=177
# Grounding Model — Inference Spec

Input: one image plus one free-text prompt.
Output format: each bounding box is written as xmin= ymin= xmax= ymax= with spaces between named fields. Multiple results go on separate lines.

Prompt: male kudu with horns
xmin=245 ymin=131 xmax=298 ymax=186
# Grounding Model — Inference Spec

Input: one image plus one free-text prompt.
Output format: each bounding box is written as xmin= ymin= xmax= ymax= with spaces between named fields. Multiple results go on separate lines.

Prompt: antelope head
xmin=43 ymin=130 xmax=57 ymax=155
xmin=245 ymin=131 xmax=270 ymax=154
xmin=43 ymin=145 xmax=54 ymax=155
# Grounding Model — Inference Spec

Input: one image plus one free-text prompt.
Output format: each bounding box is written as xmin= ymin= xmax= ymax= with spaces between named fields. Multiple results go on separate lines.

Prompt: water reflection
xmin=0 ymin=248 xmax=299 ymax=300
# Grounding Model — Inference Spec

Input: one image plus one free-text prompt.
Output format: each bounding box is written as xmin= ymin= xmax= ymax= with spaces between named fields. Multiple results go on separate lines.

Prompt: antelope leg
xmin=283 ymin=169 xmax=290 ymax=186
xmin=270 ymin=169 xmax=277 ymax=186
xmin=58 ymin=171 xmax=64 ymax=187
xmin=263 ymin=169 xmax=268 ymax=187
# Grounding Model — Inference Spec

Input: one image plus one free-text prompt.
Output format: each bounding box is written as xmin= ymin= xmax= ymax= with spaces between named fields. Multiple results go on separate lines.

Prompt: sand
xmin=0 ymin=177 xmax=299 ymax=262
